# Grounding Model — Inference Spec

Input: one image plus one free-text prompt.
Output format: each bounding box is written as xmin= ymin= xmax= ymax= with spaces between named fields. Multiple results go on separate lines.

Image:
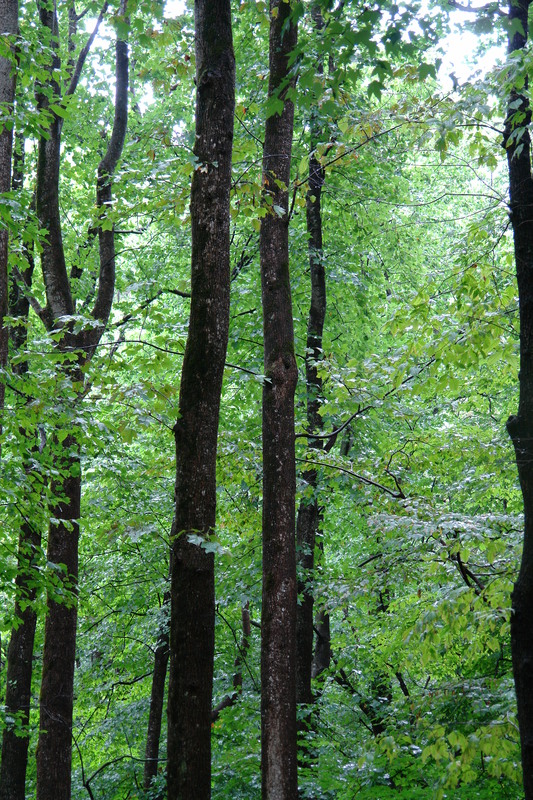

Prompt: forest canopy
xmin=0 ymin=1 xmax=531 ymax=799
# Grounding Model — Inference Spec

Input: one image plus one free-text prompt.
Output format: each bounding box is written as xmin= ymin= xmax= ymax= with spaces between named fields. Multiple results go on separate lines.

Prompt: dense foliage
xmin=0 ymin=0 xmax=527 ymax=798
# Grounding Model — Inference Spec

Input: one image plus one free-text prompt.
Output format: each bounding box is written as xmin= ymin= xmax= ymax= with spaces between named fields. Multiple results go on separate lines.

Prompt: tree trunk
xmin=295 ymin=37 xmax=327 ymax=710
xmin=33 ymin=5 xmax=129 ymax=797
xmin=1 ymin=142 xmax=41 ymax=799
xmin=260 ymin=3 xmax=298 ymax=799
xmin=503 ymin=1 xmax=533 ymax=796
xmin=0 ymin=0 xmax=18 ymax=450
xmin=144 ymin=590 xmax=170 ymax=792
xmin=36 ymin=445 xmax=81 ymax=800
xmin=0 ymin=524 xmax=41 ymax=800
xmin=166 ymin=3 xmax=234 ymax=799
xmin=294 ymin=16 xmax=329 ymax=797
xmin=211 ymin=603 xmax=252 ymax=722
xmin=311 ymin=608 xmax=331 ymax=679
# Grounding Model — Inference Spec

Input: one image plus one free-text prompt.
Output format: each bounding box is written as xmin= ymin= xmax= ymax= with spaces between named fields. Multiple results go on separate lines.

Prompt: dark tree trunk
xmin=36 ymin=446 xmax=81 ymax=800
xmin=0 ymin=0 xmax=18 ymax=449
xmin=146 ymin=597 xmax=249 ymax=792
xmin=144 ymin=590 xmax=170 ymax=792
xmin=294 ymin=127 xmax=327 ymax=791
xmin=0 ymin=524 xmax=41 ymax=800
xmin=260 ymin=2 xmax=298 ymax=798
xmin=32 ymin=5 xmax=128 ymax=798
xmin=295 ymin=59 xmax=327 ymax=711
xmin=294 ymin=22 xmax=330 ymax=797
xmin=0 ymin=141 xmax=41 ymax=800
xmin=211 ymin=603 xmax=251 ymax=722
xmin=311 ymin=609 xmax=331 ymax=679
xmin=503 ymin=2 xmax=533 ymax=796
xmin=166 ymin=3 xmax=234 ymax=799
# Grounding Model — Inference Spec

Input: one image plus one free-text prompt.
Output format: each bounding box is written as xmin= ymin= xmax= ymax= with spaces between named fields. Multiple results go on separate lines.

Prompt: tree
xmin=502 ymin=0 xmax=533 ymax=795
xmin=296 ymin=3 xmax=329 ymax=716
xmin=166 ymin=1 xmax=235 ymax=798
xmin=0 ymin=0 xmax=17 ymax=449
xmin=19 ymin=4 xmax=130 ymax=797
xmin=260 ymin=2 xmax=299 ymax=798
xmin=144 ymin=579 xmax=170 ymax=792
xmin=0 ymin=7 xmax=36 ymax=800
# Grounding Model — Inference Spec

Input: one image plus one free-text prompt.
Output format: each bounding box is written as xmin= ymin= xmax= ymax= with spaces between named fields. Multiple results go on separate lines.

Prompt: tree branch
xmin=297 ymin=457 xmax=406 ymax=499
xmin=114 ymin=288 xmax=191 ymax=329
xmin=66 ymin=2 xmax=109 ymax=98
xmin=11 ymin=265 xmax=46 ymax=325
xmin=448 ymin=0 xmax=504 ymax=15
xmin=89 ymin=4 xmax=129 ymax=343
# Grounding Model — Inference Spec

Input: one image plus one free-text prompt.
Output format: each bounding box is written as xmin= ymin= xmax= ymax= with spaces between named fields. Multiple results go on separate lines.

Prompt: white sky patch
xmin=439 ymin=30 xmax=504 ymax=89
xmin=164 ymin=0 xmax=186 ymax=18
xmin=437 ymin=3 xmax=506 ymax=91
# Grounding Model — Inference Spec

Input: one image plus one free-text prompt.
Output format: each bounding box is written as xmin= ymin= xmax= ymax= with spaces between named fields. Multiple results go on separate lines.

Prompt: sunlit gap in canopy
xmin=434 ymin=0 xmax=505 ymax=91
xmin=164 ymin=0 xmax=186 ymax=18
xmin=80 ymin=0 xmax=189 ymax=111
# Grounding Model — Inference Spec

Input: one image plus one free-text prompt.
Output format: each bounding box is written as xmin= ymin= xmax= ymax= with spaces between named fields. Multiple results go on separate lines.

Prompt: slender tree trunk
xmin=166 ymin=3 xmax=234 ymax=799
xmin=295 ymin=127 xmax=327 ymax=786
xmin=295 ymin=19 xmax=329 ymax=793
xmin=211 ymin=603 xmax=251 ymax=722
xmin=260 ymin=3 xmax=298 ymax=798
xmin=0 ymin=139 xmax=42 ymax=800
xmin=0 ymin=0 xmax=18 ymax=449
xmin=33 ymin=5 xmax=128 ymax=797
xmin=311 ymin=609 xmax=331 ymax=678
xmin=503 ymin=1 xmax=533 ymax=797
xmin=295 ymin=52 xmax=327 ymax=711
xmin=0 ymin=523 xmax=41 ymax=800
xmin=144 ymin=589 xmax=170 ymax=792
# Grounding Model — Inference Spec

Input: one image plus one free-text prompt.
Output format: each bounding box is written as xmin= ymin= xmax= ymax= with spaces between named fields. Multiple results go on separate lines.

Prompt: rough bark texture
xmin=0 ymin=524 xmax=41 ymax=800
xmin=260 ymin=3 xmax=298 ymax=799
xmin=0 ymin=152 xmax=41 ymax=799
xmin=35 ymin=2 xmax=72 ymax=330
xmin=144 ymin=590 xmax=170 ymax=792
xmin=503 ymin=1 xmax=533 ymax=796
xmin=34 ymin=5 xmax=129 ymax=797
xmin=0 ymin=0 xmax=18 ymax=448
xmin=166 ymin=3 xmax=234 ymax=799
xmin=36 ymin=447 xmax=81 ymax=800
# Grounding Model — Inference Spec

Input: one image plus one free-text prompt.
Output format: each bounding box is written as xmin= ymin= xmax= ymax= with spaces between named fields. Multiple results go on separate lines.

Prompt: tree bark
xmin=503 ymin=1 xmax=533 ymax=797
xmin=33 ymin=5 xmax=128 ymax=797
xmin=260 ymin=3 xmax=299 ymax=799
xmin=0 ymin=0 xmax=18 ymax=452
xmin=166 ymin=3 xmax=234 ymax=799
xmin=311 ymin=609 xmax=331 ymax=679
xmin=36 ymin=446 xmax=81 ymax=800
xmin=144 ymin=590 xmax=170 ymax=792
xmin=0 ymin=138 xmax=42 ymax=800
xmin=296 ymin=8 xmax=327 ymax=709
xmin=211 ymin=603 xmax=251 ymax=723
xmin=0 ymin=523 xmax=41 ymax=800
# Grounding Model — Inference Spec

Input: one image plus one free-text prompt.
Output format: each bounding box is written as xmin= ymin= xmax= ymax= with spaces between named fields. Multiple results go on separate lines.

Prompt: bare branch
xmin=448 ymin=0 xmax=504 ymax=16
xmin=11 ymin=265 xmax=47 ymax=326
xmin=297 ymin=457 xmax=406 ymax=499
xmin=66 ymin=1 xmax=109 ymax=98
xmin=114 ymin=288 xmax=191 ymax=329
